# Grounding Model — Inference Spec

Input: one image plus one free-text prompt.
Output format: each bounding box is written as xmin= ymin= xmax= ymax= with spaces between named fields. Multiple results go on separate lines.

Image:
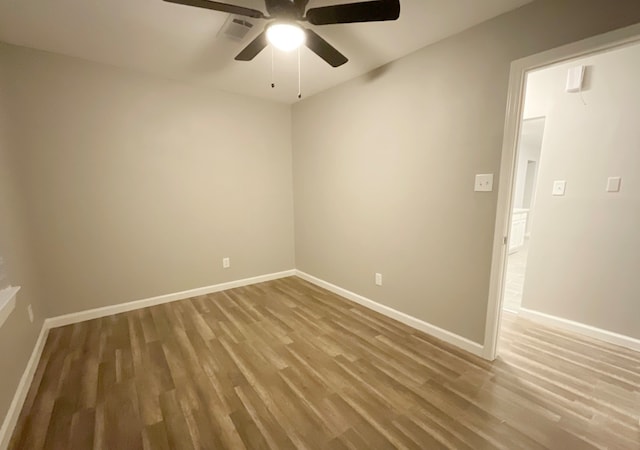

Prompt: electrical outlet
xmin=27 ymin=304 xmax=34 ymax=323
xmin=375 ymin=273 xmax=382 ymax=286
xmin=474 ymin=174 xmax=494 ymax=192
xmin=223 ymin=257 xmax=230 ymax=269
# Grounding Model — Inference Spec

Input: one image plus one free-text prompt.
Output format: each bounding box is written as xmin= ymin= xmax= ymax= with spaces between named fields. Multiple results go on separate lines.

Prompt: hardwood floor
xmin=8 ymin=277 xmax=640 ymax=449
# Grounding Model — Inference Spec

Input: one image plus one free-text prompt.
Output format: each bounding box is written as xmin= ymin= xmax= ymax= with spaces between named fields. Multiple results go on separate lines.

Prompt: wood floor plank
xmin=9 ymin=277 xmax=640 ymax=449
xmin=141 ymin=422 xmax=170 ymax=450
xmin=67 ymin=408 xmax=95 ymax=450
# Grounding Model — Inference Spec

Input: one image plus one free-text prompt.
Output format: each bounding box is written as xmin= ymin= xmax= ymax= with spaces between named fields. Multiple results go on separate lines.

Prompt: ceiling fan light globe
xmin=266 ymin=23 xmax=305 ymax=52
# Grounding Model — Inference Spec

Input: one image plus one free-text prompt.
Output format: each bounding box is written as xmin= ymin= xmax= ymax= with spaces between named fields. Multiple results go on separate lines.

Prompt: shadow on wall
xmin=363 ymin=63 xmax=392 ymax=82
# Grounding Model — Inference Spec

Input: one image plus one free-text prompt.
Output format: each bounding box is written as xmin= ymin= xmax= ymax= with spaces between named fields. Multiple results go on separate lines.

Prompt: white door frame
xmin=482 ymin=23 xmax=640 ymax=361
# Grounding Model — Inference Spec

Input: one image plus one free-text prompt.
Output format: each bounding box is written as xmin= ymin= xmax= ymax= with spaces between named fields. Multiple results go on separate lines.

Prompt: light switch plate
xmin=475 ymin=174 xmax=494 ymax=192
xmin=606 ymin=177 xmax=621 ymax=192
xmin=552 ymin=180 xmax=566 ymax=196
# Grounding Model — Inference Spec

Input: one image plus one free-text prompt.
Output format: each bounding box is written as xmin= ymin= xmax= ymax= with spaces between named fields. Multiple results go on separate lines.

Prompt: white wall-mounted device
xmin=566 ymin=65 xmax=585 ymax=93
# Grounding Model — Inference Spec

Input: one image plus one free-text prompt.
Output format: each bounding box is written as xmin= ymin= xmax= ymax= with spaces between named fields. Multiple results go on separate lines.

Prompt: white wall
xmin=523 ymin=69 xmax=558 ymax=119
xmin=0 ymin=43 xmax=295 ymax=318
xmin=522 ymin=42 xmax=640 ymax=339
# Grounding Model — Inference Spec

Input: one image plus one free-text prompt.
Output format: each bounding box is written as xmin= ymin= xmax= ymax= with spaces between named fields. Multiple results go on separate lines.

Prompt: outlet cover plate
xmin=475 ymin=174 xmax=494 ymax=192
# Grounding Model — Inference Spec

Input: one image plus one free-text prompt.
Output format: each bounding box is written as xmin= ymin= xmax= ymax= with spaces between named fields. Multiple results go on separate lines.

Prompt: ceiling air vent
xmin=218 ymin=15 xmax=255 ymax=42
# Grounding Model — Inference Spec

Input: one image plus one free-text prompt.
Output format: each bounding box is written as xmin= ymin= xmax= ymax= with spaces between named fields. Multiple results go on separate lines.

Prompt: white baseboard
xmin=0 ymin=323 xmax=49 ymax=450
xmin=295 ymin=270 xmax=485 ymax=358
xmin=45 ymin=270 xmax=296 ymax=329
xmin=519 ymin=307 xmax=640 ymax=352
xmin=502 ymin=306 xmax=520 ymax=315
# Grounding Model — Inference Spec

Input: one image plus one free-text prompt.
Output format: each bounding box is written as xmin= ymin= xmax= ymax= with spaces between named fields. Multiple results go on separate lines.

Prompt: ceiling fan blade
xmin=305 ymin=0 xmax=399 ymax=25
xmin=162 ymin=0 xmax=266 ymax=19
xmin=235 ymin=31 xmax=268 ymax=61
xmin=304 ymin=29 xmax=348 ymax=67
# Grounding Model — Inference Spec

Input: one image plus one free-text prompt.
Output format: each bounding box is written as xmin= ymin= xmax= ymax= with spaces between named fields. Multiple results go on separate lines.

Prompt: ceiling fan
xmin=163 ymin=0 xmax=401 ymax=67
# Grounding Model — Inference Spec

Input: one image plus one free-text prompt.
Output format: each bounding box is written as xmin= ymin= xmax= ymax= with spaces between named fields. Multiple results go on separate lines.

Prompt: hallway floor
xmin=503 ymin=239 xmax=530 ymax=312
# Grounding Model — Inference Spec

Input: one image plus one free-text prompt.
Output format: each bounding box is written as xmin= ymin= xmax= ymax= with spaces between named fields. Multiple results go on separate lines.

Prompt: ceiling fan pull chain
xmin=271 ymin=46 xmax=275 ymax=89
xmin=297 ymin=47 xmax=302 ymax=99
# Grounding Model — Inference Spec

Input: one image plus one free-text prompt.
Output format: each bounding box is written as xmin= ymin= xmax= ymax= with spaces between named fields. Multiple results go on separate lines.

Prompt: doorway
xmin=483 ymin=23 xmax=640 ymax=360
xmin=502 ymin=117 xmax=544 ymax=313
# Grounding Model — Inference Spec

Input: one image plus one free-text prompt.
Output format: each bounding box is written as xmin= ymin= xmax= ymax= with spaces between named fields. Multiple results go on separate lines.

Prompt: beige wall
xmin=0 ymin=43 xmax=295 ymax=317
xmin=0 ymin=72 xmax=46 ymax=426
xmin=292 ymin=0 xmax=640 ymax=344
xmin=522 ymin=43 xmax=640 ymax=339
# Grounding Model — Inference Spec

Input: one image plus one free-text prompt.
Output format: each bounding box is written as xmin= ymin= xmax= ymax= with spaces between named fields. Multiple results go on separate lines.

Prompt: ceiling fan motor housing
xmin=264 ymin=0 xmax=308 ymax=19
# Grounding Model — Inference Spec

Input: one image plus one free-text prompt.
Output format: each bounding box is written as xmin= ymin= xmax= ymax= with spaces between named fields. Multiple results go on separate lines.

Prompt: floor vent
xmin=218 ymin=15 xmax=255 ymax=41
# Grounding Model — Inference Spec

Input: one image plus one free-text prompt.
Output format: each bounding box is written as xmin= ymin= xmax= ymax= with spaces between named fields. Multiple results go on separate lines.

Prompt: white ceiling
xmin=0 ymin=0 xmax=532 ymax=103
